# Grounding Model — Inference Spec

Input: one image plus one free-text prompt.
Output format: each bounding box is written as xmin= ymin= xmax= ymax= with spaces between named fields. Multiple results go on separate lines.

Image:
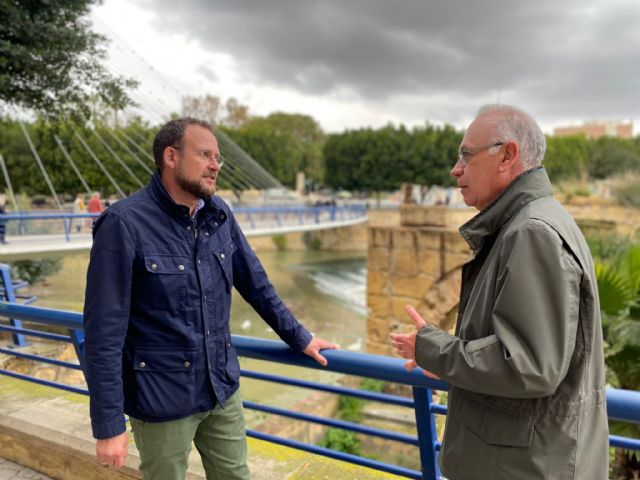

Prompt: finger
xmin=403 ymin=359 xmax=417 ymax=371
xmin=310 ymin=350 xmax=328 ymax=367
xmin=114 ymin=454 xmax=127 ymax=469
xmin=405 ymin=305 xmax=428 ymax=329
xmin=422 ymin=370 xmax=440 ymax=380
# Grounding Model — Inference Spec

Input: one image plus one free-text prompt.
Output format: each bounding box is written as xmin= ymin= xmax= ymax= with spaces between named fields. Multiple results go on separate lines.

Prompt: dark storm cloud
xmin=142 ymin=0 xmax=640 ymax=123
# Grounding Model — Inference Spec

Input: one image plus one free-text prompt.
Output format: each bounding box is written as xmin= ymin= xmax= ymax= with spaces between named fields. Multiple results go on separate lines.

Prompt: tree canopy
xmin=0 ymin=0 xmax=136 ymax=118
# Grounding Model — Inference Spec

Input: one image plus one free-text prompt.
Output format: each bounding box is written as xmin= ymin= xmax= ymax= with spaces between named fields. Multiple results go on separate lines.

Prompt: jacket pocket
xmin=456 ymin=394 xmax=534 ymax=447
xmin=133 ymin=348 xmax=196 ymax=418
xmin=224 ymin=335 xmax=241 ymax=385
xmin=135 ymin=253 xmax=189 ymax=310
xmin=212 ymin=241 xmax=236 ymax=292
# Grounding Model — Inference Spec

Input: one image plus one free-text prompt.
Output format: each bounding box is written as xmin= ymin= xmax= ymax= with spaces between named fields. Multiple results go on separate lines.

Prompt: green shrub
xmin=272 ymin=234 xmax=287 ymax=251
xmin=303 ymin=231 xmax=322 ymax=250
xmin=613 ymin=181 xmax=640 ymax=208
xmin=319 ymin=428 xmax=360 ymax=455
xmin=11 ymin=258 xmax=62 ymax=285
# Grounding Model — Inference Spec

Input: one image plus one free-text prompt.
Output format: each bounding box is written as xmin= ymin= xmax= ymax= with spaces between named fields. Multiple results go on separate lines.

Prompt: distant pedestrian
xmin=87 ymin=192 xmax=104 ymax=228
xmin=73 ymin=193 xmax=86 ymax=233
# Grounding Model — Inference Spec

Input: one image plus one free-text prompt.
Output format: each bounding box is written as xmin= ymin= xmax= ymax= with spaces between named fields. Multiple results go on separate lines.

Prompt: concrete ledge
xmin=0 ymin=376 xmax=406 ymax=479
xmin=0 ymin=415 xmax=144 ymax=480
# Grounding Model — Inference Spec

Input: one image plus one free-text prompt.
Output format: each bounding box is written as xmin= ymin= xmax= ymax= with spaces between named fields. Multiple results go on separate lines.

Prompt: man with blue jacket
xmin=83 ymin=117 xmax=337 ymax=479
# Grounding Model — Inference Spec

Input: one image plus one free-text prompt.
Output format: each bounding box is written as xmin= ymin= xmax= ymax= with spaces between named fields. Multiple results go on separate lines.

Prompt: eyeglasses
xmin=171 ymin=146 xmax=224 ymax=168
xmin=457 ymin=142 xmax=504 ymax=166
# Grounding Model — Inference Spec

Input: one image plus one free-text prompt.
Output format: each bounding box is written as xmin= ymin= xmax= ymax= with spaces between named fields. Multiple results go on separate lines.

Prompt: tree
xmin=223 ymin=97 xmax=250 ymax=128
xmin=544 ymin=134 xmax=590 ymax=182
xmin=181 ymin=94 xmax=221 ymax=126
xmin=0 ymin=0 xmax=136 ymax=118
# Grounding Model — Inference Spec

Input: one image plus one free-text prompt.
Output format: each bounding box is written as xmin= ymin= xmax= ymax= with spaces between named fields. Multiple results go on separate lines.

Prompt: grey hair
xmin=476 ymin=104 xmax=546 ymax=169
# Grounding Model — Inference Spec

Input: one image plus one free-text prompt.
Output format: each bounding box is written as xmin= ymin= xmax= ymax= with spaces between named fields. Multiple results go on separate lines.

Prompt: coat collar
xmin=459 ymin=167 xmax=553 ymax=252
xmin=147 ymin=171 xmax=226 ymax=223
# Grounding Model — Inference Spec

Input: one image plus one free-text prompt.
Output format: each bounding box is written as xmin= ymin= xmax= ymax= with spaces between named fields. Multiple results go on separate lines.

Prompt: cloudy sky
xmin=91 ymin=0 xmax=640 ymax=134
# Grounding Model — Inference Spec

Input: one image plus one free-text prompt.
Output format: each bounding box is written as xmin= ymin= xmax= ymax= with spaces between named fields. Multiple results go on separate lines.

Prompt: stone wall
xmin=366 ymin=206 xmax=475 ymax=355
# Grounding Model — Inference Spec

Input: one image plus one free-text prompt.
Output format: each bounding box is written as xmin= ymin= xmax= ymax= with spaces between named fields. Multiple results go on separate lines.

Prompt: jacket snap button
xmin=205 ymin=232 xmax=210 ymax=236
xmin=178 ymin=265 xmax=185 ymax=271
xmin=150 ymin=264 xmax=158 ymax=271
xmin=139 ymin=361 xmax=146 ymax=368
xmin=220 ymin=253 xmax=225 ymax=259
xmin=184 ymin=361 xmax=191 ymax=368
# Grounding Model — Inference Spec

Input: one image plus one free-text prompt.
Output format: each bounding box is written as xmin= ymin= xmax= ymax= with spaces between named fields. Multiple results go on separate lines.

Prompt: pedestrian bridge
xmin=0 ymin=205 xmax=367 ymax=259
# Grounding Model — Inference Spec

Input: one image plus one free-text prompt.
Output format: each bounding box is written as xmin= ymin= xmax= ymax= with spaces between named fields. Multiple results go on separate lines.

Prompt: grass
xmin=26 ymin=254 xmax=89 ymax=312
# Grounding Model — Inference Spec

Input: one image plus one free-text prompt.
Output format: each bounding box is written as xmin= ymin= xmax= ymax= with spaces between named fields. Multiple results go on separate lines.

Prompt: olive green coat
xmin=416 ymin=167 xmax=608 ymax=480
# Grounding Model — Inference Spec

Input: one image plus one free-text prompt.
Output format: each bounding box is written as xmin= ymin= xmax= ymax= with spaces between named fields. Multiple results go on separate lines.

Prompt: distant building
xmin=553 ymin=121 xmax=633 ymax=139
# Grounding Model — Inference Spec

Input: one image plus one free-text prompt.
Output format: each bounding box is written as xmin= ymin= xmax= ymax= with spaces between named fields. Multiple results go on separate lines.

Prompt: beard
xmin=176 ymin=168 xmax=216 ymax=199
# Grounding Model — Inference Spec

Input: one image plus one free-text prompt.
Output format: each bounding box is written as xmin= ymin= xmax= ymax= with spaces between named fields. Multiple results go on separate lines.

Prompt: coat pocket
xmin=135 ymin=253 xmax=189 ymax=310
xmin=456 ymin=394 xmax=534 ymax=447
xmin=212 ymin=241 xmax=236 ymax=292
xmin=223 ymin=335 xmax=241 ymax=385
xmin=133 ymin=348 xmax=196 ymax=418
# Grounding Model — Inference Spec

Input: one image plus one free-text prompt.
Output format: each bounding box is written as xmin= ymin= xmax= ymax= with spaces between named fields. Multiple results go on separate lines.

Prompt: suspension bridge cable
xmin=18 ymin=122 xmax=65 ymax=211
xmin=91 ymin=129 xmax=145 ymax=188
xmin=0 ymin=154 xmax=20 ymax=211
xmin=216 ymin=131 xmax=283 ymax=188
xmin=95 ymin=17 xmax=284 ymax=191
xmin=73 ymin=130 xmax=126 ymax=198
xmin=116 ymin=128 xmax=156 ymax=164
xmin=219 ymin=155 xmax=265 ymax=190
xmin=104 ymin=128 xmax=153 ymax=175
xmin=53 ymin=135 xmax=92 ymax=194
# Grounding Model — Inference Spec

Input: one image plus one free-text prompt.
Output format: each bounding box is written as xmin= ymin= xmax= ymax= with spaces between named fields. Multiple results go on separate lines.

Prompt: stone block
xmin=418 ymin=249 xmax=441 ymax=277
xmin=444 ymin=252 xmax=471 ymax=275
xmin=367 ymin=247 xmax=390 ymax=271
xmin=391 ymin=274 xmax=436 ymax=298
xmin=392 ymin=229 xmax=416 ymax=249
xmin=417 ymin=229 xmax=442 ymax=250
xmin=401 ymin=205 xmax=449 ymax=226
xmin=368 ymin=228 xmax=392 ymax=248
xmin=367 ymin=270 xmax=389 ymax=295
xmin=443 ymin=230 xmax=470 ymax=254
xmin=367 ymin=294 xmax=390 ymax=318
xmin=392 ymin=248 xmax=418 ymax=275
xmin=390 ymin=296 xmax=421 ymax=323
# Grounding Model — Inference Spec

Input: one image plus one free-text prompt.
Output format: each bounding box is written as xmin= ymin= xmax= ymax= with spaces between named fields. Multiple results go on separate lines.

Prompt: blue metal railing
xmin=1 ymin=296 xmax=639 ymax=478
xmin=0 ymin=205 xmax=367 ymax=242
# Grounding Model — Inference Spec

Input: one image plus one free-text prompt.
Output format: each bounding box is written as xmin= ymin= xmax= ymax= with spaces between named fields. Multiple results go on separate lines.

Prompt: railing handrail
xmin=0 ymin=205 xmax=367 ymax=220
xmin=1 ymin=301 xmax=639 ymax=425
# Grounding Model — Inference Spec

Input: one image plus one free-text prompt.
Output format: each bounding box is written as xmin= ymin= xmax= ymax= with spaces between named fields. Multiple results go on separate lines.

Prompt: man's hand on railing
xmin=96 ymin=431 xmax=128 ymax=469
xmin=303 ymin=336 xmax=340 ymax=367
xmin=389 ymin=305 xmax=440 ymax=380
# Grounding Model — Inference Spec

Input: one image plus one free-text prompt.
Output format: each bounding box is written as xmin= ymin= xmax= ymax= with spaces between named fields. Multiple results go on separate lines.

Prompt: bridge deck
xmin=0 ymin=216 xmax=366 ymax=260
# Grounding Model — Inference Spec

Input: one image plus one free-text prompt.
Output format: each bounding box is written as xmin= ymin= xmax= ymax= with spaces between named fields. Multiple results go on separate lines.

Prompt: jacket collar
xmin=147 ymin=171 xmax=224 ymax=222
xmin=459 ymin=167 xmax=553 ymax=252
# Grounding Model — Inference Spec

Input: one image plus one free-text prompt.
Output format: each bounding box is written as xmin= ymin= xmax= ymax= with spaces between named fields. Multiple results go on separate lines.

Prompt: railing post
xmin=68 ymin=328 xmax=85 ymax=372
xmin=0 ymin=264 xmax=27 ymax=346
xmin=63 ymin=216 xmax=71 ymax=242
xmin=413 ymin=387 xmax=441 ymax=480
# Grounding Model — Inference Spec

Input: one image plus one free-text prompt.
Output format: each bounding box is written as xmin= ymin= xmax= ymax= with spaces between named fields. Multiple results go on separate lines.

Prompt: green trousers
xmin=130 ymin=390 xmax=249 ymax=480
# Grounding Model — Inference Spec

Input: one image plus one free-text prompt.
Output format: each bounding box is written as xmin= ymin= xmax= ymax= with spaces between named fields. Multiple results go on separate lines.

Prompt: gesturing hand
xmin=389 ymin=305 xmax=440 ymax=379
